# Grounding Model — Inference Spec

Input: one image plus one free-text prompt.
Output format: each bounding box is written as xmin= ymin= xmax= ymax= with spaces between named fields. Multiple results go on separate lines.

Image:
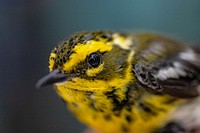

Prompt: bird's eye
xmin=87 ymin=52 xmax=101 ymax=68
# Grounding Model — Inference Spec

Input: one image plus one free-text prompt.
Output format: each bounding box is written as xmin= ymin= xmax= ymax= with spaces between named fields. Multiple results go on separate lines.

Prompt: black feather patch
xmin=133 ymin=48 xmax=200 ymax=98
xmin=155 ymin=122 xmax=185 ymax=133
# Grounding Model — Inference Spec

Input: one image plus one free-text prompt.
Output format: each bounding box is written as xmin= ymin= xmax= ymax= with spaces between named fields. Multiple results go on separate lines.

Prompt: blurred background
xmin=1 ymin=0 xmax=200 ymax=133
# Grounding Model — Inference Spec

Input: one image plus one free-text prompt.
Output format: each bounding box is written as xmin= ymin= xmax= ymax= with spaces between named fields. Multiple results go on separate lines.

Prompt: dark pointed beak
xmin=36 ymin=69 xmax=68 ymax=89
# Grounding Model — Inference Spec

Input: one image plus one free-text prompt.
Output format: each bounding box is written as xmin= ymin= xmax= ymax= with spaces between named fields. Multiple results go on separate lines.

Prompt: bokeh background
xmin=1 ymin=0 xmax=200 ymax=133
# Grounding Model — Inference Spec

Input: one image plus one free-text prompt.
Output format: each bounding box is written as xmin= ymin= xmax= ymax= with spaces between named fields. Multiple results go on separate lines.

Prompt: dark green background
xmin=1 ymin=0 xmax=200 ymax=133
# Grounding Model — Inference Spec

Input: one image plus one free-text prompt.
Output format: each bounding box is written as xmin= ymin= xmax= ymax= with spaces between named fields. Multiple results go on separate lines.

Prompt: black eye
xmin=87 ymin=52 xmax=101 ymax=68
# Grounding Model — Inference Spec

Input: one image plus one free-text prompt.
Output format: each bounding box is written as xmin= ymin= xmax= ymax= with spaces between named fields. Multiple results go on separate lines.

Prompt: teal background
xmin=1 ymin=0 xmax=200 ymax=133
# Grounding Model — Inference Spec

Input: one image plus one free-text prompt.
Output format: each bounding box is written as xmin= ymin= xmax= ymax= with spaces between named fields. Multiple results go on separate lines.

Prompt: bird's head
xmin=36 ymin=31 xmax=135 ymax=92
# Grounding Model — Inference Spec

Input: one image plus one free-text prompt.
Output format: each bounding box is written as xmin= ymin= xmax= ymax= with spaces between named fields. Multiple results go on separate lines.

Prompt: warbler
xmin=36 ymin=31 xmax=200 ymax=133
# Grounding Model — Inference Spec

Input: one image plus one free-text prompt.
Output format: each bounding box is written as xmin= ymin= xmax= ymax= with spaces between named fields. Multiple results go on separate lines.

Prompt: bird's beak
xmin=36 ymin=69 xmax=68 ymax=89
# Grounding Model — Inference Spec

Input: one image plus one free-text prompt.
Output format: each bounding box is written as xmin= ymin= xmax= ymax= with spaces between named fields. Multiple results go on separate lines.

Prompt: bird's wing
xmin=133 ymin=46 xmax=200 ymax=98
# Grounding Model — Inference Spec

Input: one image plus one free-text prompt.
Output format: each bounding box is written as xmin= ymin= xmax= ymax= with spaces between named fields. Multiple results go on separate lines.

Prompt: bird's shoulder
xmin=131 ymin=33 xmax=200 ymax=98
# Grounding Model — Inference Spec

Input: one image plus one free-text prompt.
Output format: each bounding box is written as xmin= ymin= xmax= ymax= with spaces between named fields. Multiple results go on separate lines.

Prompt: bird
xmin=36 ymin=31 xmax=200 ymax=133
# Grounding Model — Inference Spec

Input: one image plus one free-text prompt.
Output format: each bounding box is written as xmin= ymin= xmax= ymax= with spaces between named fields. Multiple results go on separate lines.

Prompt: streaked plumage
xmin=37 ymin=31 xmax=200 ymax=133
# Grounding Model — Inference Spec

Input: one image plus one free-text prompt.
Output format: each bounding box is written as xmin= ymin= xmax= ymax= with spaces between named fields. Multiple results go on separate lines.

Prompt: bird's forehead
xmin=49 ymin=32 xmax=114 ymax=72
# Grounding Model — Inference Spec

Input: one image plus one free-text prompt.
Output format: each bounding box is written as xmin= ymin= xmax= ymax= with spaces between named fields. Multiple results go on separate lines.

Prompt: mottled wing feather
xmin=133 ymin=48 xmax=200 ymax=98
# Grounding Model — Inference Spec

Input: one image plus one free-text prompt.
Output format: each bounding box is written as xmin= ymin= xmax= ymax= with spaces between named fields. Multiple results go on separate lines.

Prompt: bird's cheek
xmin=86 ymin=63 xmax=104 ymax=77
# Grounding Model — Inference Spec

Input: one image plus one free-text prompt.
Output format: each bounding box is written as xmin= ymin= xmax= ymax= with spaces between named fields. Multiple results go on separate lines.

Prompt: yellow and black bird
xmin=36 ymin=31 xmax=200 ymax=133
